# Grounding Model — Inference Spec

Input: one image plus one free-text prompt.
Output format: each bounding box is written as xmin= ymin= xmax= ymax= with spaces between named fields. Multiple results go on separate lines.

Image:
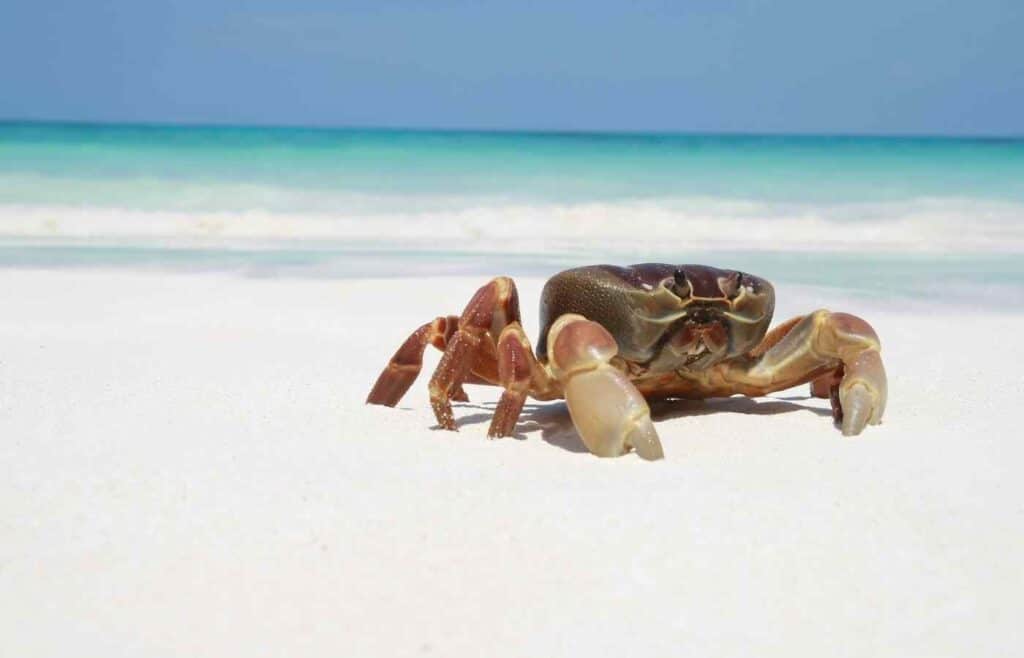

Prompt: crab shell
xmin=536 ymin=264 xmax=775 ymax=373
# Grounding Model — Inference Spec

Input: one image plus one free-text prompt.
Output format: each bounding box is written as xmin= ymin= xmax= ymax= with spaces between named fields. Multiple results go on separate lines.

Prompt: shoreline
xmin=0 ymin=249 xmax=1022 ymax=312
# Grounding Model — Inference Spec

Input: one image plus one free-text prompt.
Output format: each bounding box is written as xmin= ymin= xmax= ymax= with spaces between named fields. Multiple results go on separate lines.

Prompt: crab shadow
xmin=448 ymin=395 xmax=833 ymax=455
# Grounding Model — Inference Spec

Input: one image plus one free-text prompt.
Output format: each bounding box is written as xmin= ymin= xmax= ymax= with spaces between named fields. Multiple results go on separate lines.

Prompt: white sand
xmin=1 ymin=268 xmax=1021 ymax=657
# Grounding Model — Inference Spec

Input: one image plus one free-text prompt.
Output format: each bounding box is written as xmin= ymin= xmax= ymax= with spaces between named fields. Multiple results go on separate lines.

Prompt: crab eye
xmin=671 ymin=270 xmax=691 ymax=298
xmin=719 ymin=271 xmax=743 ymax=298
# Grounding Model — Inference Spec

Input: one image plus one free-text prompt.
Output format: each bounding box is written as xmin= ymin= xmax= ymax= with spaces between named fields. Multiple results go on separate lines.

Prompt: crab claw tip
xmin=840 ymin=382 xmax=874 ymax=436
xmin=627 ymin=416 xmax=665 ymax=461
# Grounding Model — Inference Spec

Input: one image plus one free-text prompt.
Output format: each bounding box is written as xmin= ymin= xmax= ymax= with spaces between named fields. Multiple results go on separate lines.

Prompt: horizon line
xmin=2 ymin=117 xmax=1023 ymax=142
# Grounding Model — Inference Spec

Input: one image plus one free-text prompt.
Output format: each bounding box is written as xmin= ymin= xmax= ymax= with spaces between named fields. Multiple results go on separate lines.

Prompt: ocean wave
xmin=1 ymin=196 xmax=1023 ymax=254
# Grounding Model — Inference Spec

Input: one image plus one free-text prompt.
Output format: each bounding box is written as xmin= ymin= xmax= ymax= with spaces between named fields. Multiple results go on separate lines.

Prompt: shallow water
xmin=4 ymin=121 xmax=1024 ymax=205
xmin=2 ymin=121 xmax=1022 ymax=305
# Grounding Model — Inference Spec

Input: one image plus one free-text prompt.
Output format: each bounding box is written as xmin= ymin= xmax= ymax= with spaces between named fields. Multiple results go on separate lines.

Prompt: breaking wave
xmin=2 ymin=195 xmax=1023 ymax=254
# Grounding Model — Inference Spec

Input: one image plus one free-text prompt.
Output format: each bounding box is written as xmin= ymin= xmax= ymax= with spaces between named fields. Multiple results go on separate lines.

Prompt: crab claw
xmin=562 ymin=367 xmax=665 ymax=459
xmin=837 ymin=349 xmax=887 ymax=436
xmin=840 ymin=384 xmax=871 ymax=436
xmin=624 ymin=412 xmax=665 ymax=461
xmin=548 ymin=314 xmax=665 ymax=460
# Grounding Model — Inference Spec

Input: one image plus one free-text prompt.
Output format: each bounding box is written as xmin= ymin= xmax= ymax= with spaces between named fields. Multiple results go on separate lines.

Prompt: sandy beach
xmin=6 ymin=0 xmax=1023 ymax=652
xmin=1 ymin=267 xmax=1021 ymax=656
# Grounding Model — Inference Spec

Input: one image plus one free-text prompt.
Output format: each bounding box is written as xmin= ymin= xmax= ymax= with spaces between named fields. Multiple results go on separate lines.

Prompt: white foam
xmin=1 ymin=196 xmax=1022 ymax=253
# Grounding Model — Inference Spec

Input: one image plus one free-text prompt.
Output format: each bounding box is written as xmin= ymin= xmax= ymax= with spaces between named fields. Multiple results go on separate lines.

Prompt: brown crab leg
xmin=727 ymin=309 xmax=887 ymax=436
xmin=429 ymin=277 xmax=521 ymax=430
xmin=487 ymin=323 xmax=532 ymax=438
xmin=487 ymin=323 xmax=560 ymax=438
xmin=366 ymin=315 xmax=462 ymax=406
xmin=809 ymin=364 xmax=844 ymax=421
xmin=810 ymin=368 xmax=841 ymax=398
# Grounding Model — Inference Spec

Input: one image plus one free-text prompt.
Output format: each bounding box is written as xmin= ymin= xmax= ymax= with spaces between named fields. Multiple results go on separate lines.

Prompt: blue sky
xmin=2 ymin=0 xmax=1022 ymax=134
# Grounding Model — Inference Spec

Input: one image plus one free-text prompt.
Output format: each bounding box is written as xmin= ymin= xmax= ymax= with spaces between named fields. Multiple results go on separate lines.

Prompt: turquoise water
xmin=1 ymin=121 xmax=1023 ymax=304
xmin=3 ymin=121 xmax=1024 ymax=208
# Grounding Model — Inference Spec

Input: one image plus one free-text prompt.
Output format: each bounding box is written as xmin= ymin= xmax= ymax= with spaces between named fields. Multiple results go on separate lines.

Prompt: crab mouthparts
xmin=686 ymin=341 xmax=708 ymax=356
xmin=683 ymin=340 xmax=710 ymax=364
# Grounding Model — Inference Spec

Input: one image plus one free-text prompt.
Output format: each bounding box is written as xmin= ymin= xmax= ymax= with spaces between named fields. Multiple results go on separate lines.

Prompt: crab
xmin=366 ymin=264 xmax=887 ymax=460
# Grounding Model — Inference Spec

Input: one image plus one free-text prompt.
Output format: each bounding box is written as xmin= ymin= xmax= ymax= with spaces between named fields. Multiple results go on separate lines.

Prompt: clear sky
xmin=2 ymin=0 xmax=1022 ymax=135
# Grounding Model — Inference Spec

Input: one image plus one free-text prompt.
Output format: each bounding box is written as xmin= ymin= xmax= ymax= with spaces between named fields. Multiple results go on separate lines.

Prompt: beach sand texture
xmin=2 ymin=268 xmax=1021 ymax=656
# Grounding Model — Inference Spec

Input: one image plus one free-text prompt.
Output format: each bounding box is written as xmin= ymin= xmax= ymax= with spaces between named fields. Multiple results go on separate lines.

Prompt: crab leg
xmin=547 ymin=314 xmax=664 ymax=460
xmin=487 ymin=323 xmax=533 ymax=438
xmin=366 ymin=315 xmax=462 ymax=406
xmin=429 ymin=277 xmax=521 ymax=430
xmin=731 ymin=310 xmax=887 ymax=436
xmin=808 ymin=365 xmax=847 ymax=430
xmin=487 ymin=323 xmax=561 ymax=438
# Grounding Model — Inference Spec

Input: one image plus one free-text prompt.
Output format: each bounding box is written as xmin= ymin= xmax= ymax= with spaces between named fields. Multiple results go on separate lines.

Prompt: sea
xmin=2 ymin=121 xmax=1023 ymax=306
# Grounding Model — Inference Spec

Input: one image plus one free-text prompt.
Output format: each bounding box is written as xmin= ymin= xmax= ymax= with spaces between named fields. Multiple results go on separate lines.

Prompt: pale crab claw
xmin=625 ymin=411 xmax=665 ymax=461
xmin=839 ymin=381 xmax=885 ymax=436
xmin=838 ymin=350 xmax=887 ymax=436
xmin=548 ymin=314 xmax=665 ymax=460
